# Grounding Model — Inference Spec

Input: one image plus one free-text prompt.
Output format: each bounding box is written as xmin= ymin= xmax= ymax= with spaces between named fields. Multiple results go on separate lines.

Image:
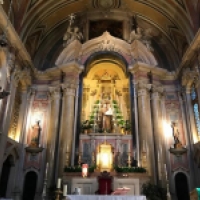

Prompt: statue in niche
xmin=101 ymin=103 xmax=113 ymax=132
xmin=173 ymin=129 xmax=183 ymax=149
xmin=171 ymin=122 xmax=183 ymax=149
xmin=30 ymin=120 xmax=41 ymax=147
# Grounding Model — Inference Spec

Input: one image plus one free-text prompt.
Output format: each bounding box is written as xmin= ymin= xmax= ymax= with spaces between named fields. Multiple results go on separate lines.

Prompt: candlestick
xmin=57 ymin=178 xmax=61 ymax=189
xmin=45 ymin=162 xmax=49 ymax=177
xmin=63 ymin=185 xmax=67 ymax=196
xmin=164 ymin=164 xmax=168 ymax=179
xmin=142 ymin=140 xmax=146 ymax=152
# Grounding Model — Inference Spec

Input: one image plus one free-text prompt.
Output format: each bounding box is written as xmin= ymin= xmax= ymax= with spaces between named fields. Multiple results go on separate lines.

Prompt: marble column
xmin=47 ymin=86 xmax=61 ymax=188
xmin=183 ymin=86 xmax=199 ymax=187
xmin=58 ymin=82 xmax=77 ymax=176
xmin=0 ymin=72 xmax=18 ymax=177
xmin=137 ymin=81 xmax=156 ymax=182
xmin=131 ymin=79 xmax=139 ymax=163
xmin=151 ymin=85 xmax=165 ymax=184
xmin=13 ymin=86 xmax=32 ymax=199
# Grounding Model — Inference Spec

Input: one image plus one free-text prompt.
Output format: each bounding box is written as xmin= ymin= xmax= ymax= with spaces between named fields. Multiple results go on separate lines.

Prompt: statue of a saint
xmin=173 ymin=129 xmax=182 ymax=149
xmin=102 ymin=104 xmax=113 ymax=132
xmin=30 ymin=120 xmax=41 ymax=147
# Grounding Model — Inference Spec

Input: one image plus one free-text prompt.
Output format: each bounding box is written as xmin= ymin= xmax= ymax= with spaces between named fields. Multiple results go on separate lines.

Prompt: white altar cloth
xmin=66 ymin=195 xmax=146 ymax=200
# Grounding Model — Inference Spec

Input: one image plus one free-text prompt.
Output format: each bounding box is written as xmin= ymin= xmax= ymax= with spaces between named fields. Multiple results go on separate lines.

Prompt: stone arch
xmin=83 ymin=51 xmax=128 ymax=76
xmin=174 ymin=172 xmax=190 ymax=200
xmin=22 ymin=171 xmax=38 ymax=200
xmin=0 ymin=154 xmax=14 ymax=197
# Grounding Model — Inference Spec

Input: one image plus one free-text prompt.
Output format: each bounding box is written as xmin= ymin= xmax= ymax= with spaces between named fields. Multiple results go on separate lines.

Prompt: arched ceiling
xmin=1 ymin=0 xmax=199 ymax=71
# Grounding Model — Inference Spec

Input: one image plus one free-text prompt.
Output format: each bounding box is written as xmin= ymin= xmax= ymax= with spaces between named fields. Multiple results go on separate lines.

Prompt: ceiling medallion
xmin=93 ymin=0 xmax=121 ymax=9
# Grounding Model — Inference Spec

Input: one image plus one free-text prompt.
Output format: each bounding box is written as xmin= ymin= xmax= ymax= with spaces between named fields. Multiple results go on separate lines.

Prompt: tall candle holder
xmin=42 ymin=176 xmax=47 ymax=200
xmin=117 ymin=151 xmax=121 ymax=166
xmin=55 ymin=178 xmax=62 ymax=200
xmin=65 ymin=151 xmax=70 ymax=167
xmin=92 ymin=151 xmax=95 ymax=166
xmin=127 ymin=152 xmax=131 ymax=167
xmin=78 ymin=152 xmax=82 ymax=167
xmin=55 ymin=188 xmax=62 ymax=200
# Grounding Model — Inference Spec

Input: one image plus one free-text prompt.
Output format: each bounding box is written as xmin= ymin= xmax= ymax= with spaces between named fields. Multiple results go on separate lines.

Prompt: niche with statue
xmin=81 ymin=66 xmax=131 ymax=134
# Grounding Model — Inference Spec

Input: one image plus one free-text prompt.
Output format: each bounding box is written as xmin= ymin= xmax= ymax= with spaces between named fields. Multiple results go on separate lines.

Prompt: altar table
xmin=66 ymin=195 xmax=147 ymax=200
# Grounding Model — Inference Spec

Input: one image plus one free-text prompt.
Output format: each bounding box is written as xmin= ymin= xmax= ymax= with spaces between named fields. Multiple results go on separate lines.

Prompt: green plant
xmin=118 ymin=120 xmax=125 ymax=127
xmin=81 ymin=120 xmax=92 ymax=130
xmin=142 ymin=182 xmax=167 ymax=200
xmin=124 ymin=120 xmax=131 ymax=130
xmin=112 ymin=100 xmax=117 ymax=104
xmin=114 ymin=166 xmax=146 ymax=173
xmin=95 ymin=100 xmax=100 ymax=104
xmin=64 ymin=165 xmax=96 ymax=173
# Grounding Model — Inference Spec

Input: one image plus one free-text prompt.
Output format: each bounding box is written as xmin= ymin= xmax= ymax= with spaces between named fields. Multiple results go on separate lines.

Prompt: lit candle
xmin=57 ymin=178 xmax=61 ymax=189
xmin=63 ymin=185 xmax=67 ymax=196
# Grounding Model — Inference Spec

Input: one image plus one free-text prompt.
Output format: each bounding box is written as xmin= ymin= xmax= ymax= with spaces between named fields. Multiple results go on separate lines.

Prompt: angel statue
xmin=63 ymin=26 xmax=83 ymax=47
xmin=128 ymin=27 xmax=142 ymax=43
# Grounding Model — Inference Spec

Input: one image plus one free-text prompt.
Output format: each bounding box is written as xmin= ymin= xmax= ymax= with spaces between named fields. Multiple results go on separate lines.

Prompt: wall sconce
xmin=82 ymin=164 xmax=88 ymax=178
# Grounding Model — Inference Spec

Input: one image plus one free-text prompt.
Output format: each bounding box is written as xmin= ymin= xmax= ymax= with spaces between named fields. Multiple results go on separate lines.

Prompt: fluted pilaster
xmin=47 ymin=86 xmax=61 ymax=187
xmin=58 ymin=82 xmax=77 ymax=175
xmin=137 ymin=81 xmax=156 ymax=182
xmin=151 ymin=85 xmax=165 ymax=184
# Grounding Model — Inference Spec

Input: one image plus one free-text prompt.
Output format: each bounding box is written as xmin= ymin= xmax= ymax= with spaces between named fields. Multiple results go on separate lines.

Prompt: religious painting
xmin=89 ymin=20 xmax=123 ymax=39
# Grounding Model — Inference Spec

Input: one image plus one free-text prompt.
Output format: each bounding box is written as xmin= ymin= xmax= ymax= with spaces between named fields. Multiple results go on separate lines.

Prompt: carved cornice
xmin=35 ymin=61 xmax=84 ymax=81
xmin=128 ymin=62 xmax=174 ymax=81
xmin=178 ymin=29 xmax=200 ymax=76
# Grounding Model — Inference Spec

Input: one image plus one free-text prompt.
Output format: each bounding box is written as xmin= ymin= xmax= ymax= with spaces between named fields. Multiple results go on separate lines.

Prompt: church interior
xmin=0 ymin=0 xmax=200 ymax=200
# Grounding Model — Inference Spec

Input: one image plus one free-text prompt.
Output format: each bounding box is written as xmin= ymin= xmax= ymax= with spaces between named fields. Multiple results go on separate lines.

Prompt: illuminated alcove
xmin=96 ymin=142 xmax=114 ymax=172
xmin=81 ymin=54 xmax=131 ymax=134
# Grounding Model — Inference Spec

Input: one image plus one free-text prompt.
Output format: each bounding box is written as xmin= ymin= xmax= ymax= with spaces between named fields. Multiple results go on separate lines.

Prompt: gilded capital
xmin=137 ymin=81 xmax=151 ymax=92
xmin=49 ymin=86 xmax=61 ymax=100
xmin=13 ymin=67 xmax=32 ymax=87
xmin=61 ymin=84 xmax=76 ymax=96
xmin=151 ymin=85 xmax=164 ymax=99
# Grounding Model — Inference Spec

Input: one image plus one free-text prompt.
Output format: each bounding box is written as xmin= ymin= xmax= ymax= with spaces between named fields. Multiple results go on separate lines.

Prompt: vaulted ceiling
xmin=1 ymin=0 xmax=200 ymax=71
